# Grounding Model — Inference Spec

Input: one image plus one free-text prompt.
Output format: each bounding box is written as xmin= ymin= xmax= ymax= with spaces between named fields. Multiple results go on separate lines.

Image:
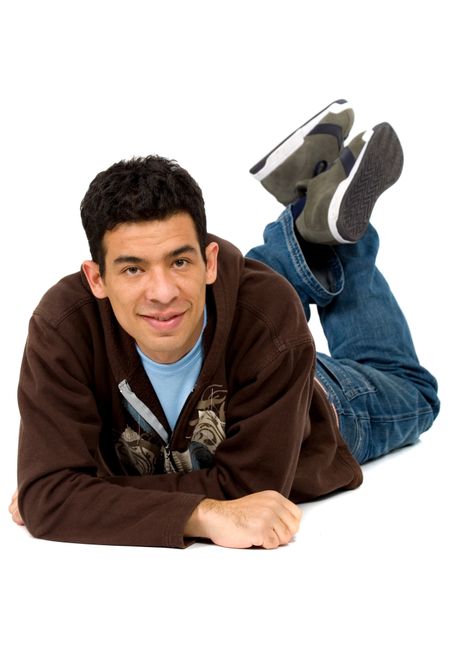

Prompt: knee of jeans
xmin=420 ymin=374 xmax=441 ymax=420
xmin=365 ymin=406 xmax=437 ymax=463
xmin=403 ymin=369 xmax=441 ymax=427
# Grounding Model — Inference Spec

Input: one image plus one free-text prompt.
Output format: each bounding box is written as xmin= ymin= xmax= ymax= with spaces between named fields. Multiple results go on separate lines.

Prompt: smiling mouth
xmin=140 ymin=311 xmax=186 ymax=331
xmin=147 ymin=314 xmax=182 ymax=321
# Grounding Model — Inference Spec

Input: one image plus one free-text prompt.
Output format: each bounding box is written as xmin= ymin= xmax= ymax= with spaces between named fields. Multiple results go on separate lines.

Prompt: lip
xmin=140 ymin=311 xmax=186 ymax=332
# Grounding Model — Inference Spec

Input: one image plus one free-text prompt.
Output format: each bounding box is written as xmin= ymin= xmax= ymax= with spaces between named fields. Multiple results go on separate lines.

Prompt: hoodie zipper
xmin=118 ymin=378 xmax=172 ymax=460
xmin=118 ymin=379 xmax=203 ymax=474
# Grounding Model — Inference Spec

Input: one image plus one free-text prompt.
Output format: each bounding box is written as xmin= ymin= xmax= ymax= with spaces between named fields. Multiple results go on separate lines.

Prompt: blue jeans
xmin=246 ymin=205 xmax=440 ymax=464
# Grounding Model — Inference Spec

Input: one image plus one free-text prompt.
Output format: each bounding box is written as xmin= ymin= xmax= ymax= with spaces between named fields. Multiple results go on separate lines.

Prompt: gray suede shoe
xmin=250 ymin=99 xmax=354 ymax=205
xmin=295 ymin=122 xmax=404 ymax=244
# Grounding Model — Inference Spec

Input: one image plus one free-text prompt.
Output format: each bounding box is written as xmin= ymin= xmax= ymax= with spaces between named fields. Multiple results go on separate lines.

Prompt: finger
xmin=260 ymin=491 xmax=302 ymax=524
xmin=12 ymin=509 xmax=25 ymax=526
xmin=262 ymin=528 xmax=281 ymax=550
xmin=257 ymin=493 xmax=301 ymax=539
xmin=264 ymin=491 xmax=302 ymax=520
xmin=9 ymin=492 xmax=25 ymax=526
xmin=272 ymin=518 xmax=295 ymax=546
xmin=279 ymin=495 xmax=303 ymax=522
xmin=272 ymin=502 xmax=302 ymax=538
xmin=9 ymin=490 xmax=18 ymax=511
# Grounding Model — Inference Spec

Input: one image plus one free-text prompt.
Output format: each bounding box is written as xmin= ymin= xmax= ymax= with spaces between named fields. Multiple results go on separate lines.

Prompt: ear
xmin=82 ymin=260 xmax=108 ymax=299
xmin=205 ymin=242 xmax=219 ymax=285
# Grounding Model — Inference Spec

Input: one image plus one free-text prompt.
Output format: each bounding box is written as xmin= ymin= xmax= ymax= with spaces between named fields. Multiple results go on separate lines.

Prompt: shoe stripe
xmin=309 ymin=123 xmax=344 ymax=149
xmin=249 ymin=100 xmax=352 ymax=180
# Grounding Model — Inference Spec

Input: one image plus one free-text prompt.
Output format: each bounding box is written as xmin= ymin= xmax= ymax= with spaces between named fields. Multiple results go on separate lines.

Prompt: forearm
xmin=19 ymin=471 xmax=205 ymax=548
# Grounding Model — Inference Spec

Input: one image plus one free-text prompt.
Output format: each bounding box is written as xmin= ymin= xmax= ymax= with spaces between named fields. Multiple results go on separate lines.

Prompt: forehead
xmin=103 ymin=213 xmax=199 ymax=259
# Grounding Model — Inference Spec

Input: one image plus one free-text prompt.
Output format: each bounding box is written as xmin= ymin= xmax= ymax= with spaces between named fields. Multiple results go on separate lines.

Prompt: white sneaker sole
xmin=328 ymin=129 xmax=374 ymax=244
xmin=253 ymin=101 xmax=352 ymax=182
xmin=327 ymin=123 xmax=403 ymax=244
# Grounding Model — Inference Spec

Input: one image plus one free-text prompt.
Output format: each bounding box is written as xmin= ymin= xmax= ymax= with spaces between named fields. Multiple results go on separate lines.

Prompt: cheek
xmin=187 ymin=280 xmax=207 ymax=307
xmin=109 ymin=287 xmax=140 ymax=317
xmin=175 ymin=275 xmax=199 ymax=299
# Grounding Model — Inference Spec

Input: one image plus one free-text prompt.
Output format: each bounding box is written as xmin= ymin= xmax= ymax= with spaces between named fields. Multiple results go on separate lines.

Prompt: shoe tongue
xmin=339 ymin=146 xmax=356 ymax=177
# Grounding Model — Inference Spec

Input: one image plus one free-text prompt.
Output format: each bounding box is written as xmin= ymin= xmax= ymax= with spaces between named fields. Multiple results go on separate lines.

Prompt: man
xmin=10 ymin=100 xmax=439 ymax=549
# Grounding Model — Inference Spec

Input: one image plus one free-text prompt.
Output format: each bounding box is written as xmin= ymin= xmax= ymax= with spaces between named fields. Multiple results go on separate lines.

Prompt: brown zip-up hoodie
xmin=17 ymin=235 xmax=362 ymax=548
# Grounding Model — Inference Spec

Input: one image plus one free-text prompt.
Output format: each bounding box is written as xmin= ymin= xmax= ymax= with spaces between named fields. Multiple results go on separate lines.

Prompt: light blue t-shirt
xmin=136 ymin=308 xmax=207 ymax=431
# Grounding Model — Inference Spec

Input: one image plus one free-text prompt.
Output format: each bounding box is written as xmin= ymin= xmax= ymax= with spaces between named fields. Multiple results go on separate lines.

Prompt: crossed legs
xmin=247 ymin=101 xmax=440 ymax=463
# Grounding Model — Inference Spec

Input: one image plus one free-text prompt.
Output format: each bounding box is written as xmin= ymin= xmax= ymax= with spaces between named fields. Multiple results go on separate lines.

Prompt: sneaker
xmin=295 ymin=122 xmax=404 ymax=244
xmin=250 ymin=99 xmax=355 ymax=205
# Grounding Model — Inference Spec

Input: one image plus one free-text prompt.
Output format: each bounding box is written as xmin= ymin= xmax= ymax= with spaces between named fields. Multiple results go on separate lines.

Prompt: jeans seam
xmin=281 ymin=209 xmax=344 ymax=302
xmin=360 ymin=406 xmax=436 ymax=423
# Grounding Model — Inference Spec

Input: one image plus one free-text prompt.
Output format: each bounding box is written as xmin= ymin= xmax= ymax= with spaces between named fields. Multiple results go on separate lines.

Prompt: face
xmin=83 ymin=212 xmax=219 ymax=364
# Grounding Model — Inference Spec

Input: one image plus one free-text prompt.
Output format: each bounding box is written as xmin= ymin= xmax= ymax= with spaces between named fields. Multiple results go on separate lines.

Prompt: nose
xmin=144 ymin=267 xmax=180 ymax=305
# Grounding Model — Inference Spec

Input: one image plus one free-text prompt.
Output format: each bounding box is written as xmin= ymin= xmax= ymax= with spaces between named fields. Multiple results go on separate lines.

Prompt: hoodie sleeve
xmin=17 ymin=314 xmax=205 ymax=548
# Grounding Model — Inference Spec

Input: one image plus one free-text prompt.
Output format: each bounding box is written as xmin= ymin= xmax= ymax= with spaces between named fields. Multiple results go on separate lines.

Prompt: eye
xmin=173 ymin=258 xmax=189 ymax=268
xmin=123 ymin=266 xmax=142 ymax=276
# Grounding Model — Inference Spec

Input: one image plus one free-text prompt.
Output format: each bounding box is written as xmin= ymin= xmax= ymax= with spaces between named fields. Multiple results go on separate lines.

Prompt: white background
xmin=1 ymin=1 xmax=448 ymax=664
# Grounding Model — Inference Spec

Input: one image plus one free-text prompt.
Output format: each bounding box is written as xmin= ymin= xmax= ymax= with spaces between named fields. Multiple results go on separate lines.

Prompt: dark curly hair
xmin=80 ymin=155 xmax=207 ymax=275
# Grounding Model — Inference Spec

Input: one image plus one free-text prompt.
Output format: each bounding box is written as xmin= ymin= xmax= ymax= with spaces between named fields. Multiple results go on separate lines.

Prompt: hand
xmin=184 ymin=490 xmax=302 ymax=549
xmin=8 ymin=489 xmax=24 ymax=526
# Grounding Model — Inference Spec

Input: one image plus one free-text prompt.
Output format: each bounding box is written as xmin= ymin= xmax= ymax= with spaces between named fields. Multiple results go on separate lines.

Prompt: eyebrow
xmin=113 ymin=245 xmax=198 ymax=265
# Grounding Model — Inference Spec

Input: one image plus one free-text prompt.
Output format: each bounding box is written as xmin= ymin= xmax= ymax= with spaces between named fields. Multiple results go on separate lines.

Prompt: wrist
xmin=184 ymin=498 xmax=220 ymax=538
